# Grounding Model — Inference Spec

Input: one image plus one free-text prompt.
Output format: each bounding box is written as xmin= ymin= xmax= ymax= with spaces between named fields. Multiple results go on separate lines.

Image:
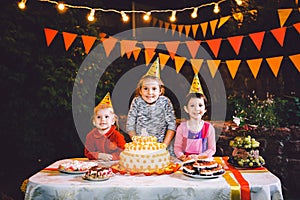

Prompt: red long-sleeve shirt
xmin=84 ymin=126 xmax=126 ymax=160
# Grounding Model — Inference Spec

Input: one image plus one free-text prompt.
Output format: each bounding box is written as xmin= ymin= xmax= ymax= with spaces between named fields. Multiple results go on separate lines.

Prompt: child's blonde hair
xmin=135 ymin=75 xmax=165 ymax=97
xmin=93 ymin=104 xmax=119 ymax=129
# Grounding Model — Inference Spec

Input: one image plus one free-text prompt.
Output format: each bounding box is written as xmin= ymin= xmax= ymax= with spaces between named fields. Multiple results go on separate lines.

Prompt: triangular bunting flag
xmin=81 ymin=35 xmax=97 ymax=54
xmin=164 ymin=41 xmax=180 ymax=60
xmin=270 ymin=27 xmax=287 ymax=47
xmin=190 ymin=59 xmax=204 ymax=74
xmin=44 ymin=28 xmax=58 ymax=47
xmin=227 ymin=35 xmax=244 ymax=55
xmin=62 ymin=32 xmax=77 ymax=51
xmin=171 ymin=24 xmax=177 ymax=35
xmin=289 ymin=54 xmax=300 ymax=72
xmin=159 ymin=20 xmax=163 ymax=29
xmin=185 ymin=25 xmax=191 ymax=38
xmin=164 ymin=22 xmax=170 ymax=32
xmin=158 ymin=53 xmax=170 ymax=70
xmin=102 ymin=36 xmax=118 ymax=57
xmin=277 ymin=8 xmax=293 ymax=27
xmin=185 ymin=40 xmax=200 ymax=58
xmin=120 ymin=40 xmax=137 ymax=57
xmin=226 ymin=60 xmax=241 ymax=79
xmin=249 ymin=31 xmax=265 ymax=51
xmin=207 ymin=60 xmax=221 ymax=78
xmin=126 ymin=51 xmax=133 ymax=59
xmin=152 ymin=17 xmax=158 ymax=26
xmin=210 ymin=19 xmax=218 ymax=36
xmin=246 ymin=58 xmax=263 ymax=79
xmin=174 ymin=56 xmax=186 ymax=73
xmin=293 ymin=22 xmax=300 ymax=34
xmin=218 ymin=16 xmax=230 ymax=29
xmin=132 ymin=47 xmax=141 ymax=61
xmin=200 ymin=22 xmax=208 ymax=38
xmin=192 ymin=24 xmax=199 ymax=38
xmin=178 ymin=25 xmax=184 ymax=37
xmin=206 ymin=38 xmax=222 ymax=58
xmin=142 ymin=41 xmax=159 ymax=59
xmin=266 ymin=56 xmax=283 ymax=77
xmin=144 ymin=49 xmax=156 ymax=65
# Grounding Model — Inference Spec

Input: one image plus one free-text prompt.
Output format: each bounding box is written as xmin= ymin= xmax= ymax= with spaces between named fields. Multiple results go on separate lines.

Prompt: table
xmin=25 ymin=157 xmax=283 ymax=200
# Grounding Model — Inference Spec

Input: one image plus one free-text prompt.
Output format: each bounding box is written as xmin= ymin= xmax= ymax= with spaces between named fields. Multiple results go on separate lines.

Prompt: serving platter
xmin=183 ymin=170 xmax=225 ymax=179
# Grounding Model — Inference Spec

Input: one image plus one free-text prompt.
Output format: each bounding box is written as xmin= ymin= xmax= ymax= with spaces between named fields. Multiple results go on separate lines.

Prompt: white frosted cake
xmin=119 ymin=136 xmax=170 ymax=173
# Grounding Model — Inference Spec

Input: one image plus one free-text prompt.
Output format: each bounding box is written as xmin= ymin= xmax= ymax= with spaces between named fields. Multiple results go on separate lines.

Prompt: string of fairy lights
xmin=18 ymin=0 xmax=245 ymax=22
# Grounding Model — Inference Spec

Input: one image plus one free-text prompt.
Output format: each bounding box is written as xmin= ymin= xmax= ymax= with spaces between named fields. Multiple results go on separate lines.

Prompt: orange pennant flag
xmin=152 ymin=17 xmax=158 ymax=26
xmin=44 ymin=28 xmax=58 ymax=47
xmin=218 ymin=16 xmax=230 ymax=29
xmin=164 ymin=41 xmax=180 ymax=60
xmin=120 ymin=40 xmax=137 ymax=57
xmin=158 ymin=20 xmax=163 ymax=29
xmin=246 ymin=58 xmax=263 ymax=79
xmin=185 ymin=40 xmax=200 ymax=58
xmin=190 ymin=59 xmax=204 ymax=74
xmin=293 ymin=22 xmax=300 ymax=34
xmin=277 ymin=8 xmax=293 ymax=27
xmin=178 ymin=25 xmax=184 ymax=37
xmin=62 ymin=32 xmax=77 ymax=51
xmin=289 ymin=54 xmax=300 ymax=72
xmin=144 ymin=49 xmax=156 ymax=65
xmin=142 ymin=41 xmax=159 ymax=59
xmin=227 ymin=35 xmax=244 ymax=55
xmin=270 ymin=27 xmax=287 ymax=47
xmin=171 ymin=24 xmax=177 ymax=35
xmin=249 ymin=31 xmax=265 ymax=51
xmin=185 ymin=25 xmax=191 ymax=38
xmin=226 ymin=60 xmax=241 ymax=79
xmin=132 ymin=47 xmax=141 ymax=61
xmin=174 ymin=56 xmax=186 ymax=73
xmin=102 ymin=36 xmax=118 ymax=57
xmin=164 ymin=22 xmax=170 ymax=33
xmin=210 ymin=19 xmax=218 ymax=36
xmin=200 ymin=22 xmax=208 ymax=38
xmin=158 ymin=53 xmax=170 ymax=69
xmin=81 ymin=35 xmax=97 ymax=54
xmin=126 ymin=51 xmax=133 ymax=59
xmin=192 ymin=24 xmax=199 ymax=38
xmin=206 ymin=38 xmax=222 ymax=58
xmin=207 ymin=60 xmax=221 ymax=78
xmin=266 ymin=56 xmax=283 ymax=77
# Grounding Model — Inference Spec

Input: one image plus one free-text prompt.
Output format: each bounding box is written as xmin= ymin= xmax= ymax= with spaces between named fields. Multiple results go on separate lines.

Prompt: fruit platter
xmin=228 ymin=135 xmax=265 ymax=168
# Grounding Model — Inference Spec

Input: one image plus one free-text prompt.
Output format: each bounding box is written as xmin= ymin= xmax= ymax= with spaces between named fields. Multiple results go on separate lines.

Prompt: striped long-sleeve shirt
xmin=126 ymin=96 xmax=176 ymax=143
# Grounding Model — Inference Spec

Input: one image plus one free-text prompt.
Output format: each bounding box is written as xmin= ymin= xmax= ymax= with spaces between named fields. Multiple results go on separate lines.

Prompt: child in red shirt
xmin=84 ymin=93 xmax=126 ymax=161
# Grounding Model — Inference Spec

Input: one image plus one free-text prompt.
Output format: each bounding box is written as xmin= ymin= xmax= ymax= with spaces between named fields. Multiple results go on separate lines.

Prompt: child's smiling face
xmin=140 ymin=79 xmax=161 ymax=104
xmin=184 ymin=97 xmax=206 ymax=120
xmin=93 ymin=108 xmax=115 ymax=132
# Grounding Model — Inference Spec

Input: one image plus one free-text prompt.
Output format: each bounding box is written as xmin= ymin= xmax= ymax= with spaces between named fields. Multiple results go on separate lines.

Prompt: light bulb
xmin=191 ymin=8 xmax=198 ymax=18
xmin=143 ymin=12 xmax=151 ymax=21
xmin=213 ymin=3 xmax=220 ymax=14
xmin=87 ymin=9 xmax=95 ymax=22
xmin=18 ymin=1 xmax=26 ymax=10
xmin=121 ymin=11 xmax=129 ymax=22
xmin=236 ymin=0 xmax=243 ymax=6
xmin=170 ymin=11 xmax=176 ymax=22
xmin=57 ymin=3 xmax=65 ymax=11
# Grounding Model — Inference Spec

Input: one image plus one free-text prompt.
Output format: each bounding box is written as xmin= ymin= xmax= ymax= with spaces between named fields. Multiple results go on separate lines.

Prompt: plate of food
xmin=58 ymin=160 xmax=98 ymax=174
xmin=82 ymin=165 xmax=114 ymax=181
xmin=227 ymin=157 xmax=265 ymax=169
xmin=182 ymin=159 xmax=225 ymax=179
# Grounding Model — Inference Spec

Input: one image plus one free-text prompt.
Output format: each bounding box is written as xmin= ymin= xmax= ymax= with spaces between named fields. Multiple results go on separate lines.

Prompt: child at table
xmin=174 ymin=74 xmax=216 ymax=161
xmin=126 ymin=58 xmax=176 ymax=149
xmin=84 ymin=92 xmax=126 ymax=161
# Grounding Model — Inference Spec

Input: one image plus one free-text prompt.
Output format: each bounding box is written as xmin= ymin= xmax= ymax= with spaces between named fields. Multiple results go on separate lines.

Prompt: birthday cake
xmin=118 ymin=136 xmax=170 ymax=173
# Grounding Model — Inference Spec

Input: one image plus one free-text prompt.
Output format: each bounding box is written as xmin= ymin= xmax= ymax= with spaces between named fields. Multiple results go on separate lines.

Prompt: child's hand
xmin=98 ymin=153 xmax=113 ymax=161
xmin=179 ymin=155 xmax=187 ymax=161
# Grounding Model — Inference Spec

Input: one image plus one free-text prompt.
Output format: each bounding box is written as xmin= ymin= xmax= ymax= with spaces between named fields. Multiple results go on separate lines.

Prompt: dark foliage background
xmin=0 ymin=0 xmax=299 ymax=199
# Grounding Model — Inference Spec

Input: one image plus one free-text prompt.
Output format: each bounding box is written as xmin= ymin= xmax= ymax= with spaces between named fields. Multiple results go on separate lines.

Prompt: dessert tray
xmin=182 ymin=159 xmax=225 ymax=179
xmin=58 ymin=160 xmax=98 ymax=174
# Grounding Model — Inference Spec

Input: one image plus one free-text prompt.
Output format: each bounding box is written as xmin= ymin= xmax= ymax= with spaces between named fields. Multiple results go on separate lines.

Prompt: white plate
xmin=82 ymin=176 xmax=110 ymax=181
xmin=183 ymin=170 xmax=225 ymax=179
xmin=58 ymin=168 xmax=87 ymax=174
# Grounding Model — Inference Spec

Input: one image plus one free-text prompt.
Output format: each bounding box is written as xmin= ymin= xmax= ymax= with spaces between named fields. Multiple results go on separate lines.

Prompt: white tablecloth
xmin=25 ymin=158 xmax=283 ymax=200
